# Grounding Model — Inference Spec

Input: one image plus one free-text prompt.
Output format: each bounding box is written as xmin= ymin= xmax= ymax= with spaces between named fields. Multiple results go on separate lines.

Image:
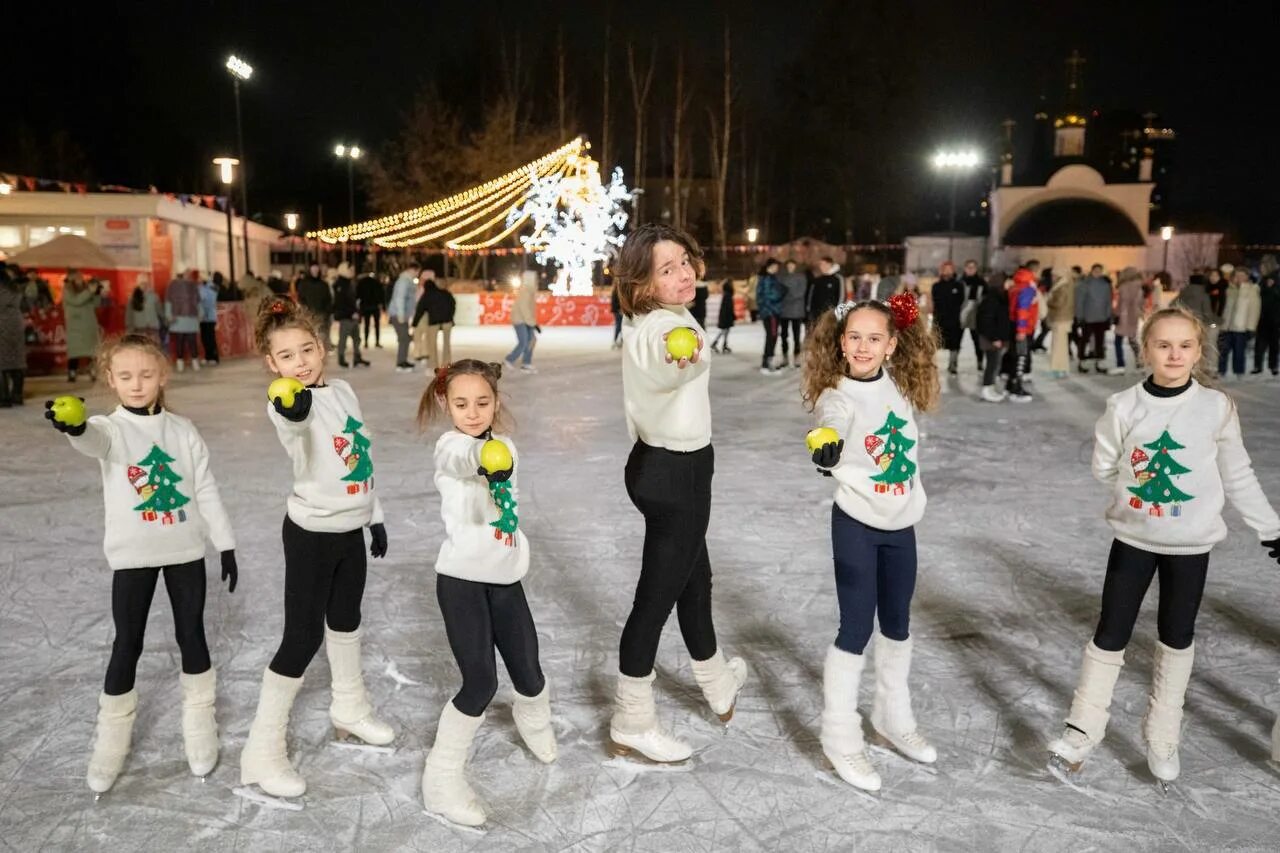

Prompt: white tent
xmin=10 ymin=234 xmax=119 ymax=270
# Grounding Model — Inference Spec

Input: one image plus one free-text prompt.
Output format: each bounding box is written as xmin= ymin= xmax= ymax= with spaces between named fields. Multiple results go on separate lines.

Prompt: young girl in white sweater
xmin=801 ymin=295 xmax=942 ymax=792
xmin=239 ymin=298 xmax=392 ymax=802
xmin=1049 ymin=306 xmax=1280 ymax=785
xmin=415 ymin=358 xmax=555 ymax=826
xmin=609 ymin=223 xmax=748 ymax=764
xmin=44 ymin=333 xmax=237 ymax=795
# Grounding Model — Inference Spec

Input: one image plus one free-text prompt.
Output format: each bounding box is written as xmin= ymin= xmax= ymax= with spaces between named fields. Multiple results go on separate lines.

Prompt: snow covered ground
xmin=3 ymin=323 xmax=1280 ymax=852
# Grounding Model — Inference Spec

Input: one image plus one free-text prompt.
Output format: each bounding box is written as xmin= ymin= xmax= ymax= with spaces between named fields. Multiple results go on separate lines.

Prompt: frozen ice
xmin=3 ymin=324 xmax=1280 ymax=851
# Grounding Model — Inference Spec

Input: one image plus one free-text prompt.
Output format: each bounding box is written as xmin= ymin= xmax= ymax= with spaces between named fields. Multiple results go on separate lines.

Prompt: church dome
xmin=1004 ymin=198 xmax=1145 ymax=246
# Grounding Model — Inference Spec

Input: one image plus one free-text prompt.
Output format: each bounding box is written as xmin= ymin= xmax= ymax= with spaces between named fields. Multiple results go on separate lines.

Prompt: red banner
xmin=476 ymin=293 xmax=614 ymax=326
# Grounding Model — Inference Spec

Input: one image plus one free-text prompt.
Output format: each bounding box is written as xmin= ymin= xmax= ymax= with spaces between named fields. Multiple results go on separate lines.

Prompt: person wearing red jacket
xmin=1006 ymin=267 xmax=1039 ymax=401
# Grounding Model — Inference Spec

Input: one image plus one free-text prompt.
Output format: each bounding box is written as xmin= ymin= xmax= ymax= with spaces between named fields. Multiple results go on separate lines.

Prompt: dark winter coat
xmin=717 ymin=285 xmax=736 ymax=329
xmin=1074 ymin=274 xmax=1114 ymax=324
xmin=777 ymin=271 xmax=808 ymax=320
xmin=356 ymin=275 xmax=384 ymax=314
xmin=976 ymin=284 xmax=1013 ymax=350
xmin=1259 ymin=279 xmax=1280 ymax=333
xmin=297 ymin=275 xmax=332 ymax=319
xmin=0 ymin=282 xmax=25 ymax=371
xmin=413 ymin=282 xmax=456 ymax=327
xmin=691 ymin=284 xmax=709 ymax=328
xmin=962 ymin=273 xmax=987 ymax=303
xmin=756 ymin=273 xmax=785 ymax=319
xmin=1173 ymin=279 xmax=1218 ymax=327
xmin=930 ymin=275 xmax=967 ymax=349
xmin=332 ymin=277 xmax=359 ymax=320
xmin=63 ymin=285 xmax=103 ymax=358
xmin=807 ymin=273 xmax=843 ymax=320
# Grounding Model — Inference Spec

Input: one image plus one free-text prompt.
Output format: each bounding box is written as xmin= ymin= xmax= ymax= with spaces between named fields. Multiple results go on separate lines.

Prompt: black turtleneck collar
xmin=124 ymin=402 xmax=163 ymax=416
xmin=851 ymin=368 xmax=885 ymax=383
xmin=1143 ymin=376 xmax=1192 ymax=398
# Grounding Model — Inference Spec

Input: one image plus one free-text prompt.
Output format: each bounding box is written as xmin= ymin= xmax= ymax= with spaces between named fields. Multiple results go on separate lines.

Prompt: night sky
xmin=9 ymin=1 xmax=1279 ymax=243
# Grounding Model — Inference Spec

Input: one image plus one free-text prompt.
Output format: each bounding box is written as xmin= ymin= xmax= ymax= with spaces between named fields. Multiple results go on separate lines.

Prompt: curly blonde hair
xmin=1139 ymin=305 xmax=1219 ymax=388
xmin=802 ymin=301 xmax=941 ymax=413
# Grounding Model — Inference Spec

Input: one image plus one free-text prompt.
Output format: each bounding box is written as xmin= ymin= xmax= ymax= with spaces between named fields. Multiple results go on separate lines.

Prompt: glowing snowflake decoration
xmin=506 ymin=155 xmax=632 ymax=296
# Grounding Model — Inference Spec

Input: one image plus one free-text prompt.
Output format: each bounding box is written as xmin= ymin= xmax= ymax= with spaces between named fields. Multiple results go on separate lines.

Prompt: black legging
xmin=779 ymin=317 xmax=804 ymax=356
xmin=269 ymin=515 xmax=367 ymax=678
xmin=762 ymin=316 xmax=780 ymax=367
xmin=199 ymin=321 xmax=220 ymax=363
xmin=437 ymin=574 xmax=545 ymax=717
xmin=1077 ymin=322 xmax=1108 ymax=361
xmin=105 ymin=560 xmax=209 ymax=695
xmin=362 ymin=311 xmax=381 ymax=347
xmin=1092 ymin=539 xmax=1209 ymax=652
xmin=619 ymin=441 xmax=718 ymax=677
xmin=1255 ymin=325 xmax=1279 ymax=373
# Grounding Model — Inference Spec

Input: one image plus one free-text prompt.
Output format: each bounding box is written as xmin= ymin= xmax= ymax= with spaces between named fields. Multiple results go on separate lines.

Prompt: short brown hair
xmin=254 ymin=297 xmax=324 ymax=355
xmin=613 ymin=223 xmax=703 ymax=318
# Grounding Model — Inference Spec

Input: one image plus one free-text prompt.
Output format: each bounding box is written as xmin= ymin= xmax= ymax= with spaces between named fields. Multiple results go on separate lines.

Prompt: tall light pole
xmin=285 ymin=212 xmax=299 ymax=277
xmin=334 ymin=144 xmax=362 ymax=262
xmin=226 ymin=55 xmax=253 ymax=277
xmin=213 ymin=158 xmax=240 ymax=284
xmin=932 ymin=149 xmax=981 ymax=262
xmin=1161 ymin=225 xmax=1174 ymax=277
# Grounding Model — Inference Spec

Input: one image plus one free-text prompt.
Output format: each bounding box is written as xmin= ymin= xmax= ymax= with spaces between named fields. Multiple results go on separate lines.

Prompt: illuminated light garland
xmin=308 ymin=138 xmax=584 ymax=242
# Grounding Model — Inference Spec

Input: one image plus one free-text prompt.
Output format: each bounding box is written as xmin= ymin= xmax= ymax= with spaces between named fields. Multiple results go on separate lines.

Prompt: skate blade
xmin=1048 ymin=753 xmax=1083 ymax=774
xmin=1156 ymin=780 xmax=1171 ymax=796
xmin=331 ymin=738 xmax=396 ymax=755
xmin=422 ymin=808 xmax=487 ymax=834
xmin=233 ymin=786 xmax=304 ymax=811
xmin=605 ymin=740 xmax=689 ymax=765
xmin=716 ymin=701 xmax=736 ymax=725
xmin=814 ymin=767 xmax=881 ymax=799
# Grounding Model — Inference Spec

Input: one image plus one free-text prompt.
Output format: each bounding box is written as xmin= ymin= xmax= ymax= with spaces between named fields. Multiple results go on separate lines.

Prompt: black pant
xmin=762 ymin=316 xmax=780 ymax=367
xmin=1033 ymin=318 xmax=1051 ymax=350
xmin=1256 ymin=325 xmax=1280 ymax=373
xmin=0 ymin=369 xmax=23 ymax=405
xmin=269 ymin=515 xmax=367 ymax=678
xmin=1092 ymin=539 xmax=1209 ymax=652
xmin=173 ymin=332 xmax=198 ymax=363
xmin=968 ymin=328 xmax=985 ymax=369
xmin=831 ymin=506 xmax=916 ymax=655
xmin=362 ymin=311 xmax=381 ymax=347
xmin=779 ymin=317 xmax=804 ymax=356
xmin=437 ymin=574 xmax=545 ymax=716
xmin=1077 ymin=322 xmax=1108 ymax=361
xmin=199 ymin=322 xmax=219 ymax=363
xmin=105 ymin=560 xmax=209 ymax=695
xmin=981 ymin=346 xmax=1003 ymax=386
xmin=619 ymin=441 xmax=718 ymax=677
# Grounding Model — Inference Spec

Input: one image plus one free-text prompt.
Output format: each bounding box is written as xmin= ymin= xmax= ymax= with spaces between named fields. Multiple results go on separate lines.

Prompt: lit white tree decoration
xmin=506 ymin=152 xmax=633 ymax=295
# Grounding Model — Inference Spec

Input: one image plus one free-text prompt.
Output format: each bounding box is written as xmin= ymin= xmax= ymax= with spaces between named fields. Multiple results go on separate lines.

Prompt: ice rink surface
xmin=3 ymin=323 xmax=1280 ymax=852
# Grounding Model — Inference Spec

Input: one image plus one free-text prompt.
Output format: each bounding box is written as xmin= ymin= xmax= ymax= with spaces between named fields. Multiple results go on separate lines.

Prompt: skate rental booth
xmin=1 ymin=190 xmax=280 ymax=372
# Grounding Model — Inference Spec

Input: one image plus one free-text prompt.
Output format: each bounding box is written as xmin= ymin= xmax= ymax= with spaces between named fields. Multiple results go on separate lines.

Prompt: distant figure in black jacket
xmin=357 ymin=269 xmax=385 ymax=348
xmin=807 ymin=257 xmax=844 ymax=323
xmin=711 ymin=279 xmax=736 ymax=353
xmin=931 ymin=260 xmax=967 ymax=375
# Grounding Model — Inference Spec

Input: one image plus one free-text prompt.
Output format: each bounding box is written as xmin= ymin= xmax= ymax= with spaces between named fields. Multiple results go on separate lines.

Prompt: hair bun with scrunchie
xmin=886 ymin=293 xmax=920 ymax=329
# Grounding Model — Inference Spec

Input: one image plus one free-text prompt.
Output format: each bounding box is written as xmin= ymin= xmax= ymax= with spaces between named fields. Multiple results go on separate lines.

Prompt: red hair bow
xmin=269 ymin=300 xmax=287 ymax=315
xmin=886 ymin=293 xmax=920 ymax=329
xmin=433 ymin=366 xmax=450 ymax=397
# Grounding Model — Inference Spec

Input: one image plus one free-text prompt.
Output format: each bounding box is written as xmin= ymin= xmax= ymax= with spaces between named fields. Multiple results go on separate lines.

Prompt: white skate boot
xmin=821 ymin=645 xmax=881 ymax=792
xmin=691 ymin=649 xmax=748 ymax=723
xmin=1047 ymin=642 xmax=1126 ymax=773
xmin=421 ymin=702 xmax=486 ymax=826
xmin=1144 ymin=641 xmax=1194 ymax=787
xmin=870 ymin=635 xmax=937 ymax=764
xmin=326 ymin=628 xmax=395 ymax=746
xmin=608 ymin=671 xmax=692 ymax=763
xmin=240 ymin=669 xmax=307 ymax=798
xmin=87 ymin=690 xmax=138 ymax=794
xmin=512 ymin=684 xmax=557 ymax=764
xmin=179 ymin=668 xmax=219 ymax=777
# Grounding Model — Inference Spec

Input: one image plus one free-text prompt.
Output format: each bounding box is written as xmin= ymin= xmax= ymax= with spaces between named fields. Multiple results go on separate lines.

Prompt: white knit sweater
xmin=268 ymin=378 xmax=385 ymax=533
xmin=814 ymin=373 xmax=927 ymax=531
xmin=433 ymin=431 xmax=529 ymax=584
xmin=68 ymin=407 xmax=235 ymax=570
xmin=1093 ymin=380 xmax=1280 ymax=555
xmin=622 ymin=305 xmax=711 ymax=451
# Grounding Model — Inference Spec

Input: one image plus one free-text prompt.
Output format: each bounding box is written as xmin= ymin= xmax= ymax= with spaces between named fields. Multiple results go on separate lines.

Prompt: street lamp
xmin=226 ymin=54 xmax=253 ymax=278
xmin=932 ymin=149 xmax=981 ymax=261
xmin=334 ymin=143 xmax=363 ymax=261
xmin=1161 ymin=225 xmax=1174 ymax=276
xmin=213 ymin=158 xmax=240 ymax=284
xmin=0 ymin=182 xmax=11 ymax=196
xmin=285 ymin=212 xmax=299 ymax=276
xmin=745 ymin=227 xmax=760 ymax=244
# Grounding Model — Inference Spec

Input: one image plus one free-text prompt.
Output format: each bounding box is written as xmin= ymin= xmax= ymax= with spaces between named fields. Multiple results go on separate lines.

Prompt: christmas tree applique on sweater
xmin=333 ymin=415 xmax=375 ymax=494
xmin=864 ymin=410 xmax=916 ymax=495
xmin=1127 ymin=431 xmax=1194 ymax=518
xmin=127 ymin=444 xmax=190 ymax=525
xmin=489 ymin=481 xmax=519 ymax=547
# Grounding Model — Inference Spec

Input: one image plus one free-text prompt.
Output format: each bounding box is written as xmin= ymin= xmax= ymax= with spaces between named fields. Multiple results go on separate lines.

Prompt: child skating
xmin=801 ymin=294 xmax=942 ymax=792
xmin=1048 ymin=305 xmax=1280 ymax=789
xmin=44 ymin=333 xmax=237 ymax=796
xmin=416 ymin=359 xmax=556 ymax=827
xmin=238 ymin=297 xmax=392 ymax=804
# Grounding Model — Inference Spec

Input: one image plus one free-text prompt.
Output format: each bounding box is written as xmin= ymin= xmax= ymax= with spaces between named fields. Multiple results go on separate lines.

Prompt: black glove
xmin=271 ymin=387 xmax=312 ymax=422
xmin=220 ymin=550 xmax=238 ymax=593
xmin=369 ymin=523 xmax=388 ymax=558
xmin=44 ymin=398 xmax=87 ymax=436
xmin=1262 ymin=538 xmax=1280 ymax=565
xmin=478 ymin=464 xmax=513 ymax=484
xmin=812 ymin=439 xmax=844 ymax=476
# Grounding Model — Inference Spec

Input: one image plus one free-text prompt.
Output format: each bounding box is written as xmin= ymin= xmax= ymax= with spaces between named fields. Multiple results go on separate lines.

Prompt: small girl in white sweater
xmin=44 ymin=333 xmax=237 ymax=795
xmin=417 ymin=359 xmax=556 ymax=827
xmin=1049 ymin=306 xmax=1280 ymax=785
xmin=239 ymin=298 xmax=393 ymax=802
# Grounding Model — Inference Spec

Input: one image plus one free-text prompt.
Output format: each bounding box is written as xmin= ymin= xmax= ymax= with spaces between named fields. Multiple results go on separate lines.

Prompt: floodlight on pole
xmin=213 ymin=158 xmax=240 ymax=284
xmin=285 ymin=213 xmax=300 ymax=275
xmin=334 ymin=143 xmax=363 ymax=260
xmin=931 ymin=148 xmax=981 ymax=261
xmin=226 ymin=55 xmax=253 ymax=81
xmin=1161 ymin=225 xmax=1174 ymax=275
xmin=225 ymin=54 xmax=253 ymax=278
xmin=745 ymin=227 xmax=760 ymax=244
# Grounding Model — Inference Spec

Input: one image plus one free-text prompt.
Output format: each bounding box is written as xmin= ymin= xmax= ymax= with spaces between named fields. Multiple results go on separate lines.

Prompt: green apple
xmin=805 ymin=427 xmax=840 ymax=452
xmin=267 ymin=377 xmax=305 ymax=408
xmin=49 ymin=395 xmax=87 ymax=427
xmin=665 ymin=327 xmax=698 ymax=361
xmin=480 ymin=439 xmax=513 ymax=473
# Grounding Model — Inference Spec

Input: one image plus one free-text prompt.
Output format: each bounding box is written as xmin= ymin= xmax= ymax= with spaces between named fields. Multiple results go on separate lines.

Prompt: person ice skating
xmin=198 ymin=273 xmax=220 ymax=365
xmin=931 ymin=261 xmax=966 ymax=375
xmin=610 ymin=283 xmax=624 ymax=349
xmin=415 ymin=359 xmax=556 ymax=826
xmin=505 ymin=270 xmax=539 ymax=372
xmin=807 ymin=257 xmax=845 ymax=325
xmin=0 ymin=267 xmax=28 ymax=407
xmin=239 ymin=298 xmax=392 ymax=802
xmin=125 ymin=274 xmax=162 ymax=344
xmin=801 ymin=293 xmax=941 ymax=792
xmin=1111 ymin=267 xmax=1146 ymax=376
xmin=165 ymin=271 xmax=201 ymax=374
xmin=1253 ymin=271 xmax=1280 ymax=376
xmin=1047 ymin=306 xmax=1280 ymax=787
xmin=610 ymin=223 xmax=748 ymax=764
xmin=332 ymin=263 xmax=370 ymax=368
xmin=63 ymin=271 xmax=103 ymax=382
xmin=960 ymin=260 xmax=987 ymax=371
xmin=756 ymin=258 xmax=785 ymax=374
xmin=388 ymin=262 xmax=419 ymax=372
xmin=411 ymin=275 xmax=456 ymax=369
xmin=43 ymin=333 xmax=237 ymax=795
xmin=1075 ymin=264 xmax=1114 ymax=374
xmin=1218 ymin=267 xmax=1260 ymax=379
xmin=977 ymin=276 xmax=1013 ymax=402
xmin=778 ymin=259 xmax=808 ymax=368
xmin=356 ymin=266 xmax=384 ymax=348
xmin=710 ymin=278 xmax=736 ymax=353
xmin=1045 ymin=271 xmax=1076 ymax=378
